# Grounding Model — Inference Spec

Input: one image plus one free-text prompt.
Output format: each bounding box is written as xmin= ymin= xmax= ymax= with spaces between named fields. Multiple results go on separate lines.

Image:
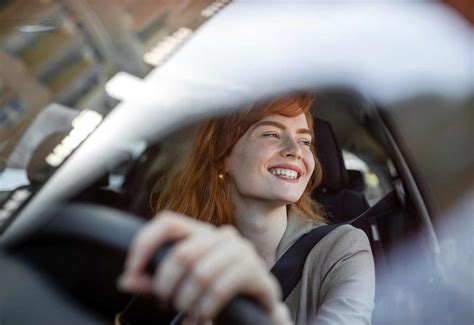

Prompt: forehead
xmin=256 ymin=113 xmax=310 ymax=129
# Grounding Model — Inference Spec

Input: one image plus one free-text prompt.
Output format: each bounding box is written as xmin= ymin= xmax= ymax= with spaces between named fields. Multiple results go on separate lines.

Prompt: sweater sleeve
xmin=314 ymin=226 xmax=375 ymax=325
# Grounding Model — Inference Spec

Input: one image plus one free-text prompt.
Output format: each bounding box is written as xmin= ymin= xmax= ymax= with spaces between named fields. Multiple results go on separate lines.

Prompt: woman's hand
xmin=118 ymin=211 xmax=291 ymax=324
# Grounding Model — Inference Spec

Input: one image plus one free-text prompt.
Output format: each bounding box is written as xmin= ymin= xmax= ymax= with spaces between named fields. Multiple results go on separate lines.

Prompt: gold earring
xmin=218 ymin=173 xmax=224 ymax=180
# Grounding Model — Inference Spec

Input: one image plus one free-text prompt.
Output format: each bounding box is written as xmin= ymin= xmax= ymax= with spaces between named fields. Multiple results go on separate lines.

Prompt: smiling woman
xmin=156 ymin=93 xmax=324 ymax=226
xmin=118 ymin=93 xmax=375 ymax=324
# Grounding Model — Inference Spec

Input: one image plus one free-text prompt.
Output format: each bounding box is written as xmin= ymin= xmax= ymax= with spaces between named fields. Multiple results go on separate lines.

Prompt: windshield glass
xmin=0 ymin=0 xmax=220 ymax=193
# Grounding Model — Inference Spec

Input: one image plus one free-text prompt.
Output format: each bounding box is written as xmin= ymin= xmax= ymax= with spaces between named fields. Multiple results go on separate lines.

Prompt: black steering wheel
xmin=1 ymin=203 xmax=272 ymax=325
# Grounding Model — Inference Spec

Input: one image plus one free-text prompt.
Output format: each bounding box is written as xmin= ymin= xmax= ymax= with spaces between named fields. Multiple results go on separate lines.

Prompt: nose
xmin=281 ymin=137 xmax=303 ymax=159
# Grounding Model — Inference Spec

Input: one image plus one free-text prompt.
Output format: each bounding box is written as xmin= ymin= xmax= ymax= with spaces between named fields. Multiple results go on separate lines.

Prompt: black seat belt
xmin=271 ymin=190 xmax=398 ymax=300
xmin=270 ymin=223 xmax=341 ymax=300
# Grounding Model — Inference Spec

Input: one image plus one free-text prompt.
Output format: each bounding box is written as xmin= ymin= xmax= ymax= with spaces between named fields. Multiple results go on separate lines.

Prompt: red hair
xmin=155 ymin=93 xmax=326 ymax=225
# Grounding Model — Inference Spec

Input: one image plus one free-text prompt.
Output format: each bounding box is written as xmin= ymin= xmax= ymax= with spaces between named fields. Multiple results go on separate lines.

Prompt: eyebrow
xmin=252 ymin=120 xmax=313 ymax=135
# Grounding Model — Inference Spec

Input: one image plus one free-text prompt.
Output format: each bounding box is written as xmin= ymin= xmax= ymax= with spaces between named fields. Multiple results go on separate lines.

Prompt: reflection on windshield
xmin=0 ymin=0 xmax=226 ymax=189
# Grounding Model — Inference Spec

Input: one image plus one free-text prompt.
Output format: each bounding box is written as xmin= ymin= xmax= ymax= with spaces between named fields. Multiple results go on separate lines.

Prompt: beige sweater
xmin=276 ymin=214 xmax=375 ymax=325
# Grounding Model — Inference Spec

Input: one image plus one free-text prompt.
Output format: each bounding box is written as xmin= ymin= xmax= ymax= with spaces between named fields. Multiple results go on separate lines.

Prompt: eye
xmin=299 ymin=139 xmax=312 ymax=146
xmin=263 ymin=132 xmax=281 ymax=139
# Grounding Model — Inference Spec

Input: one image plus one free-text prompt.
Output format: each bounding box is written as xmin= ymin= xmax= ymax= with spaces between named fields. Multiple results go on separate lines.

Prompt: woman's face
xmin=225 ymin=113 xmax=315 ymax=206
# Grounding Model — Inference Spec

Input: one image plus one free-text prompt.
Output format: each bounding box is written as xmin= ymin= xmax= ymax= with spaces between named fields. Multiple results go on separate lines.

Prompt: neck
xmin=233 ymin=197 xmax=288 ymax=268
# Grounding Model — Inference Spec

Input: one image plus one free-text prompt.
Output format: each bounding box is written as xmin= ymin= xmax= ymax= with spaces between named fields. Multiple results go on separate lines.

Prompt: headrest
xmin=314 ymin=118 xmax=348 ymax=191
xmin=346 ymin=169 xmax=366 ymax=192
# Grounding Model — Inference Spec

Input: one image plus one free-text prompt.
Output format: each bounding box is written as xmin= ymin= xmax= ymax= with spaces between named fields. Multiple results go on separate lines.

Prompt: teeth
xmin=269 ymin=168 xmax=298 ymax=180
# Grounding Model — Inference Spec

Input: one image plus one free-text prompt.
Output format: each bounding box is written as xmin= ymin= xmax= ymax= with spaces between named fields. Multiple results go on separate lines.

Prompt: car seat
xmin=312 ymin=118 xmax=369 ymax=223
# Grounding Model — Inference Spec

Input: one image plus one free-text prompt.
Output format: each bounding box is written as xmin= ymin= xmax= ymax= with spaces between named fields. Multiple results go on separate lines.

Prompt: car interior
xmin=1 ymin=1 xmax=471 ymax=323
xmin=1 ymin=87 xmax=439 ymax=324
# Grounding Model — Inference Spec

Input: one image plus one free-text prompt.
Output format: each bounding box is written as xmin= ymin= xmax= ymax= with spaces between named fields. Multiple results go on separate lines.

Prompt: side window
xmin=342 ymin=150 xmax=386 ymax=206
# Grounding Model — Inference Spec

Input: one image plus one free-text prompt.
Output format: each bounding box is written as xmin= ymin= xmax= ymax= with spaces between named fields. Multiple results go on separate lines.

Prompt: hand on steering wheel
xmin=118 ymin=211 xmax=291 ymax=324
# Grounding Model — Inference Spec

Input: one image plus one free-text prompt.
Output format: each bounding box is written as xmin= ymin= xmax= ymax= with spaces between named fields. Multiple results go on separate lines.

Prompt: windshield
xmin=0 ymin=0 xmax=220 ymax=193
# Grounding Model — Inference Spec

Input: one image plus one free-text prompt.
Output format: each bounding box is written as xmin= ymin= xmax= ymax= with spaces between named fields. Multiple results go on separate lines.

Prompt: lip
xmin=267 ymin=164 xmax=304 ymax=182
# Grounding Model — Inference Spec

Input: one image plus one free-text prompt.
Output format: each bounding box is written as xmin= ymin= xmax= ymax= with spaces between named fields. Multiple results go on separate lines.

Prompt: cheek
xmin=305 ymin=152 xmax=316 ymax=177
xmin=231 ymin=143 xmax=268 ymax=169
xmin=226 ymin=145 xmax=259 ymax=179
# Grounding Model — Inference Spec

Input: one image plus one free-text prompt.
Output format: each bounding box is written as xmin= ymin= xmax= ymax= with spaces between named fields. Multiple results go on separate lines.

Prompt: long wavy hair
xmin=155 ymin=93 xmax=326 ymax=225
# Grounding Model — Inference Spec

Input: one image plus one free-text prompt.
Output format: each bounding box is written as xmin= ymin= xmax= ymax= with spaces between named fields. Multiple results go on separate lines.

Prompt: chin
xmin=271 ymin=193 xmax=302 ymax=205
xmin=240 ymin=188 xmax=304 ymax=206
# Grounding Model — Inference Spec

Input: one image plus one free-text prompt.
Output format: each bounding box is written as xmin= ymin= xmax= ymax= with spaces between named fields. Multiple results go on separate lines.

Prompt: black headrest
xmin=346 ymin=169 xmax=366 ymax=192
xmin=314 ymin=118 xmax=348 ymax=191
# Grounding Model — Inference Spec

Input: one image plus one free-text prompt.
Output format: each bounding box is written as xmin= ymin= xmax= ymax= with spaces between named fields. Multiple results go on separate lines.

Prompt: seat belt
xmin=271 ymin=190 xmax=398 ymax=300
xmin=270 ymin=223 xmax=341 ymax=300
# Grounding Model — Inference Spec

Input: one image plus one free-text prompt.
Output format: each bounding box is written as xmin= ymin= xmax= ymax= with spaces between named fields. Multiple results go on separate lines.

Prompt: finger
xmin=181 ymin=314 xmax=198 ymax=325
xmin=153 ymin=225 xmax=226 ymax=302
xmin=181 ymin=314 xmax=212 ymax=325
xmin=194 ymin=263 xmax=249 ymax=319
xmin=174 ymin=237 xmax=240 ymax=312
xmin=118 ymin=273 xmax=154 ymax=295
xmin=269 ymin=302 xmax=293 ymax=325
xmin=194 ymin=260 xmax=279 ymax=320
xmin=125 ymin=211 xmax=202 ymax=275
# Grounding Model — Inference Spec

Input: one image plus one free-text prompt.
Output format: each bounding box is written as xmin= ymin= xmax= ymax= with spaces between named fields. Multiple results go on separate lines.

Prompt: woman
xmin=118 ymin=93 xmax=375 ymax=324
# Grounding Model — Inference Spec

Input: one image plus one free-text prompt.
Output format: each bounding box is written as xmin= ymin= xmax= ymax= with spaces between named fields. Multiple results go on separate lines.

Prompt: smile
xmin=269 ymin=168 xmax=300 ymax=181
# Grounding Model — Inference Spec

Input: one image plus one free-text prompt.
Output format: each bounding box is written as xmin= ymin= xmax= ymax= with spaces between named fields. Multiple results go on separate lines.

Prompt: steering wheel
xmin=2 ymin=203 xmax=272 ymax=325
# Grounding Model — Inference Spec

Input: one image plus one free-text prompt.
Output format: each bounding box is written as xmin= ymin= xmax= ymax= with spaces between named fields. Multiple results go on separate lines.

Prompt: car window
xmin=342 ymin=149 xmax=386 ymax=206
xmin=0 ymin=0 xmax=223 ymax=195
xmin=382 ymin=98 xmax=473 ymax=223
